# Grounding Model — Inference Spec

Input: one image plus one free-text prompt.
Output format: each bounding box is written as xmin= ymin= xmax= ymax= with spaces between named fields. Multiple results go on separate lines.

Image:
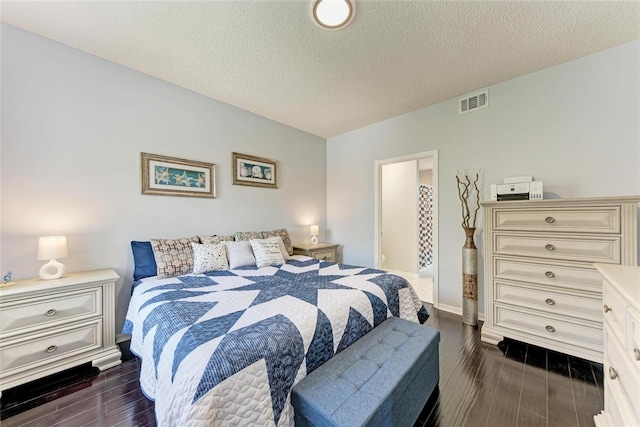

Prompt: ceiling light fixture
xmin=312 ymin=0 xmax=355 ymax=30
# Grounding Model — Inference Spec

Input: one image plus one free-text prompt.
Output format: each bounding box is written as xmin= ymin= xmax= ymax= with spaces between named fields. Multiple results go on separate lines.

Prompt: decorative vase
xmin=462 ymin=227 xmax=478 ymax=326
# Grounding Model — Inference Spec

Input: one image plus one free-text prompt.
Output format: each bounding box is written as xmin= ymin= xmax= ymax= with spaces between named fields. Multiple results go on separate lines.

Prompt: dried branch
xmin=456 ymin=169 xmax=481 ymax=229
xmin=472 ymin=171 xmax=481 ymax=228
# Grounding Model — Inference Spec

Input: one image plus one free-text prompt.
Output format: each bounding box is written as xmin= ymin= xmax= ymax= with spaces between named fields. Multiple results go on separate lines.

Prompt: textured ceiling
xmin=2 ymin=1 xmax=639 ymax=138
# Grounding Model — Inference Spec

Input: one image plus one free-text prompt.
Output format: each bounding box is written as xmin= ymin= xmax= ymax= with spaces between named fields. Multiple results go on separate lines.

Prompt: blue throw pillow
xmin=131 ymin=241 xmax=157 ymax=281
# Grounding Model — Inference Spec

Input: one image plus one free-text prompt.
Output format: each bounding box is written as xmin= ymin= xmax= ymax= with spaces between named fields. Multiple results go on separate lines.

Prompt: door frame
xmin=374 ymin=150 xmax=439 ymax=308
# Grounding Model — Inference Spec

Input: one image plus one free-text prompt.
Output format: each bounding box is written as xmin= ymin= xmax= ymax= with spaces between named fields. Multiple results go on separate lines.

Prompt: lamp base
xmin=39 ymin=259 xmax=66 ymax=280
xmin=310 ymin=236 xmax=319 ymax=245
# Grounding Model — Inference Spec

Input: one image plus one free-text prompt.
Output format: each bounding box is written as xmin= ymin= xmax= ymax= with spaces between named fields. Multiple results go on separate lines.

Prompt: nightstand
xmin=0 ymin=269 xmax=122 ymax=394
xmin=293 ymin=243 xmax=339 ymax=262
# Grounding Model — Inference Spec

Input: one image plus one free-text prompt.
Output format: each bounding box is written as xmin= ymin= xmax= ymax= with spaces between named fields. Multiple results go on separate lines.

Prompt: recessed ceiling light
xmin=312 ymin=0 xmax=355 ymax=30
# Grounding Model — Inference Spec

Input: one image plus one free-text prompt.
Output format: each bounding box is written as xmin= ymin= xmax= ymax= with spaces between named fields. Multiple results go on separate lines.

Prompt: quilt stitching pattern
xmin=124 ymin=258 xmax=429 ymax=426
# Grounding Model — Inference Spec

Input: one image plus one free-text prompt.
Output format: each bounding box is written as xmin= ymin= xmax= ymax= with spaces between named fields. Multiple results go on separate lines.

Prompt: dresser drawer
xmin=494 ymin=258 xmax=602 ymax=293
xmin=0 ymin=320 xmax=102 ymax=374
xmin=494 ymin=234 xmax=620 ymax=264
xmin=629 ymin=310 xmax=640 ymax=376
xmin=604 ymin=330 xmax=640 ymax=422
xmin=494 ymin=281 xmax=601 ymax=321
xmin=312 ymin=249 xmax=335 ymax=262
xmin=495 ymin=306 xmax=602 ymax=348
xmin=603 ymin=283 xmax=626 ymax=345
xmin=493 ymin=207 xmax=620 ymax=233
xmin=603 ymin=385 xmax=627 ymax=427
xmin=0 ymin=288 xmax=101 ymax=337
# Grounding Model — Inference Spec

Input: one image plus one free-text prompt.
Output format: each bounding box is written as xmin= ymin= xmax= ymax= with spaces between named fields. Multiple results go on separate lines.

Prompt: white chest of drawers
xmin=594 ymin=264 xmax=640 ymax=426
xmin=0 ymin=269 xmax=122 ymax=393
xmin=480 ymin=196 xmax=640 ymax=363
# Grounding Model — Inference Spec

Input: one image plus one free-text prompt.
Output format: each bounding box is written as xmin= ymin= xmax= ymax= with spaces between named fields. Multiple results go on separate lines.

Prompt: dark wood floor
xmin=415 ymin=308 xmax=603 ymax=427
xmin=1 ymin=307 xmax=604 ymax=427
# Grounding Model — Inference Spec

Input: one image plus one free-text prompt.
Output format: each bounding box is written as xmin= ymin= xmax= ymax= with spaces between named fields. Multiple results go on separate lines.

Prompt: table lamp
xmin=310 ymin=224 xmax=319 ymax=245
xmin=38 ymin=236 xmax=68 ymax=280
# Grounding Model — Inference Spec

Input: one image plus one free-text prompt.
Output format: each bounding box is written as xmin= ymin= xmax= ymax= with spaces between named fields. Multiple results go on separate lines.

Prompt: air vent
xmin=459 ymin=90 xmax=488 ymax=114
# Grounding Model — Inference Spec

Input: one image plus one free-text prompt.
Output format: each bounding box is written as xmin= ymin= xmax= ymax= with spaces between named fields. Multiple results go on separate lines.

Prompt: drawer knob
xmin=545 ymin=271 xmax=555 ymax=279
xmin=545 ymin=244 xmax=555 ymax=251
xmin=603 ymin=305 xmax=612 ymax=313
xmin=609 ymin=367 xmax=618 ymax=380
xmin=545 ymin=325 xmax=555 ymax=333
xmin=45 ymin=309 xmax=57 ymax=317
xmin=545 ymin=216 xmax=556 ymax=224
xmin=45 ymin=345 xmax=57 ymax=353
xmin=545 ymin=298 xmax=556 ymax=306
xmin=634 ymin=348 xmax=640 ymax=361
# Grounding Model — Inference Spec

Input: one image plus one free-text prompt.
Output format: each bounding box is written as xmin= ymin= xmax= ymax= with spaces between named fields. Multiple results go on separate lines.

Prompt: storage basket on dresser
xmin=480 ymin=196 xmax=640 ymax=363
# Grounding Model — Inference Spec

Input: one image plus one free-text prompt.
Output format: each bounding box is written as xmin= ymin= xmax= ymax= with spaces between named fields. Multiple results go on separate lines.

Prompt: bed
xmin=123 ymin=251 xmax=429 ymax=426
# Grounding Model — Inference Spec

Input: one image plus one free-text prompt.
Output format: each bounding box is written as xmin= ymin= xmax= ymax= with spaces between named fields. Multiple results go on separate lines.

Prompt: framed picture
xmin=141 ymin=152 xmax=216 ymax=198
xmin=232 ymin=152 xmax=279 ymax=189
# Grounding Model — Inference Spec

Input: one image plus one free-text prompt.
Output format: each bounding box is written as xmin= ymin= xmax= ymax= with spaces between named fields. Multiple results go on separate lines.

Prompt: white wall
xmin=419 ymin=170 xmax=432 ymax=186
xmin=0 ymin=25 xmax=327 ymax=332
xmin=381 ymin=160 xmax=417 ymax=274
xmin=327 ymin=40 xmax=640 ymax=314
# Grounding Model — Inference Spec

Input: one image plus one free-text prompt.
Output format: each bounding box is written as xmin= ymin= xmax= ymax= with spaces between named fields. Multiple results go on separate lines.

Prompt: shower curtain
xmin=419 ymin=184 xmax=433 ymax=269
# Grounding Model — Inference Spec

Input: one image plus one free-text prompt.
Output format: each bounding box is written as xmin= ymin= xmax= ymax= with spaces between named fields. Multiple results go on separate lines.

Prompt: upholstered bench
xmin=291 ymin=316 xmax=440 ymax=427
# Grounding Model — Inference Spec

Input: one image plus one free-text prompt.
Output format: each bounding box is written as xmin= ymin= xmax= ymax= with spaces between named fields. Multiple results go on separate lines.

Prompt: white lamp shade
xmin=37 ymin=236 xmax=68 ymax=260
xmin=310 ymin=225 xmax=319 ymax=236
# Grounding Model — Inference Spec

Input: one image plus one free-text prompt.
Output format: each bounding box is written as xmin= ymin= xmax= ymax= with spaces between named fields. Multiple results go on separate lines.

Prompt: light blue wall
xmin=327 ymin=40 xmax=640 ymax=314
xmin=0 ymin=24 xmax=327 ymax=331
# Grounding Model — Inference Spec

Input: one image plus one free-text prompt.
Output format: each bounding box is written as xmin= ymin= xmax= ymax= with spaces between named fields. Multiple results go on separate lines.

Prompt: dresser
xmin=293 ymin=243 xmax=339 ymax=262
xmin=593 ymin=264 xmax=640 ymax=426
xmin=0 ymin=269 xmax=122 ymax=393
xmin=480 ymin=196 xmax=640 ymax=363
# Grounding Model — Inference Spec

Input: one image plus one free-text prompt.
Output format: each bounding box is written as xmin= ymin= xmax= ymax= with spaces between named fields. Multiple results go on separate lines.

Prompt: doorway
xmin=374 ymin=151 xmax=438 ymax=306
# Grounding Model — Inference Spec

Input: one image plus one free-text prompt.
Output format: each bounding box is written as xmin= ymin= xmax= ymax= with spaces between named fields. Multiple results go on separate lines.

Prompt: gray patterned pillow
xmin=150 ymin=237 xmax=199 ymax=278
xmin=234 ymin=231 xmax=265 ymax=241
xmin=250 ymin=237 xmax=285 ymax=268
xmin=192 ymin=242 xmax=229 ymax=274
xmin=262 ymin=228 xmax=293 ymax=255
xmin=273 ymin=236 xmax=291 ymax=260
xmin=199 ymin=235 xmax=235 ymax=245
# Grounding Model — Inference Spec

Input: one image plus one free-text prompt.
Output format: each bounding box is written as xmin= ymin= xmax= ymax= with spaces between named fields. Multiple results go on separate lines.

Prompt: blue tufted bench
xmin=291 ymin=316 xmax=440 ymax=427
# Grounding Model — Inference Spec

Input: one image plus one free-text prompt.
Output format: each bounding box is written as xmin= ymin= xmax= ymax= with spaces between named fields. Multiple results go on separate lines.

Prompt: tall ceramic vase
xmin=462 ymin=227 xmax=478 ymax=326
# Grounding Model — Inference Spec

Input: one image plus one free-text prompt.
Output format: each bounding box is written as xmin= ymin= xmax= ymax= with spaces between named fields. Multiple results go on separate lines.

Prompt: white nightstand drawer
xmin=495 ymin=306 xmax=602 ymax=348
xmin=293 ymin=243 xmax=339 ymax=263
xmin=0 ymin=320 xmax=102 ymax=374
xmin=494 ymin=281 xmax=601 ymax=321
xmin=0 ymin=288 xmax=101 ymax=337
xmin=494 ymin=233 xmax=620 ymax=264
xmin=494 ymin=207 xmax=620 ymax=233
xmin=312 ymin=249 xmax=335 ymax=262
xmin=494 ymin=258 xmax=602 ymax=293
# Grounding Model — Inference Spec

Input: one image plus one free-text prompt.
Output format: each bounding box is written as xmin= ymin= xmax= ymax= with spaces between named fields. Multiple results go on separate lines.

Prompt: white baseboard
xmin=436 ymin=303 xmax=485 ymax=322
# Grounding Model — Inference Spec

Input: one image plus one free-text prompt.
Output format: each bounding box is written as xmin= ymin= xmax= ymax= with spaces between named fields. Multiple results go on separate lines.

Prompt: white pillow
xmin=250 ymin=237 xmax=285 ymax=268
xmin=191 ymin=242 xmax=229 ymax=274
xmin=225 ymin=241 xmax=257 ymax=269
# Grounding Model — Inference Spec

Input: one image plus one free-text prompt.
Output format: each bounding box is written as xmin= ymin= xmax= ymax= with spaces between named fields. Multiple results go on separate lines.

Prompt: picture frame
xmin=141 ymin=152 xmax=216 ymax=198
xmin=232 ymin=152 xmax=279 ymax=189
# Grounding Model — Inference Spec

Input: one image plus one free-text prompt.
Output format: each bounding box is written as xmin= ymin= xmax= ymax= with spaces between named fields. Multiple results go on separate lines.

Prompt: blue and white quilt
xmin=123 ymin=256 xmax=429 ymax=426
